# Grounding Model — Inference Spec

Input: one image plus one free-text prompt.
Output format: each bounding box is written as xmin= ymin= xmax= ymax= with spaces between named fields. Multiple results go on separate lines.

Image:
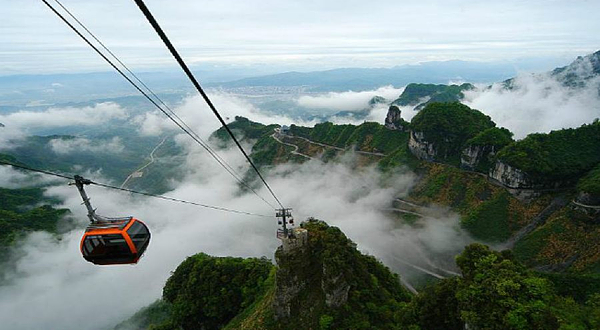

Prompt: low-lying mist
xmin=463 ymin=73 xmax=600 ymax=139
xmin=0 ymin=132 xmax=471 ymax=330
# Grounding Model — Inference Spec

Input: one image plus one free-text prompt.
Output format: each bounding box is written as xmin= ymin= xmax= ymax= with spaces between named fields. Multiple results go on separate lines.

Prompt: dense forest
xmin=410 ymin=102 xmax=496 ymax=164
xmin=497 ymin=120 xmax=600 ymax=183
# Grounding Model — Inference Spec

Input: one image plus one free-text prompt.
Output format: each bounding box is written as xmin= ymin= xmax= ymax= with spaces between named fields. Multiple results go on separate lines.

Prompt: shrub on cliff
xmin=465 ymin=127 xmax=513 ymax=148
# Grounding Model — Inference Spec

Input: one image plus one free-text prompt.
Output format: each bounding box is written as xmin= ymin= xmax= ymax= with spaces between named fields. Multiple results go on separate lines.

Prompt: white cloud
xmin=296 ymin=86 xmax=403 ymax=111
xmin=463 ymin=73 xmax=600 ymax=138
xmin=0 ymin=165 xmax=62 ymax=189
xmin=134 ymin=93 xmax=320 ymax=138
xmin=0 ymin=102 xmax=128 ymax=131
xmin=48 ymin=137 xmax=125 ymax=154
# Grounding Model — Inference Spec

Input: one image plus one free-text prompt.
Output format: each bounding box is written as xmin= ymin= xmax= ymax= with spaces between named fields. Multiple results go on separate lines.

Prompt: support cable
xmin=41 ymin=0 xmax=276 ymax=209
xmin=0 ymin=160 xmax=270 ymax=218
xmin=52 ymin=0 xmax=248 ymax=199
xmin=132 ymin=0 xmax=285 ymax=209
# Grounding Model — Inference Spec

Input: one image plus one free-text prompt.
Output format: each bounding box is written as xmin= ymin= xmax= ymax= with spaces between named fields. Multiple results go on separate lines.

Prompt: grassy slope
xmin=514 ymin=208 xmax=600 ymax=272
xmin=410 ymin=163 xmax=549 ymax=243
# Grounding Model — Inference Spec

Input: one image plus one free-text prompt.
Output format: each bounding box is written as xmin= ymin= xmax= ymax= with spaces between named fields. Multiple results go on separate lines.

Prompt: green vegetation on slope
xmin=249 ymin=134 xmax=297 ymax=167
xmin=466 ymin=127 xmax=513 ymax=148
xmin=410 ymin=163 xmax=548 ymax=243
xmin=113 ymin=300 xmax=172 ymax=330
xmin=289 ymin=121 xmax=414 ymax=156
xmin=148 ymin=253 xmax=274 ymax=330
xmin=0 ymin=187 xmax=70 ymax=253
xmin=513 ymin=207 xmax=600 ymax=272
xmin=400 ymin=244 xmax=600 ymax=329
xmin=497 ymin=120 xmax=600 ymax=183
xmin=275 ymin=220 xmax=412 ymax=330
xmin=212 ymin=116 xmax=279 ymax=143
xmin=461 ymin=191 xmax=511 ymax=242
xmin=577 ymin=163 xmax=600 ymax=196
xmin=411 ymin=102 xmax=496 ymax=163
xmin=392 ymin=83 xmax=473 ymax=109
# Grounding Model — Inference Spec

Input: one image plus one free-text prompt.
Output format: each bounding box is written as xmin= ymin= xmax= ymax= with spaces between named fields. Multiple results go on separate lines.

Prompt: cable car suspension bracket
xmin=71 ymin=175 xmax=118 ymax=224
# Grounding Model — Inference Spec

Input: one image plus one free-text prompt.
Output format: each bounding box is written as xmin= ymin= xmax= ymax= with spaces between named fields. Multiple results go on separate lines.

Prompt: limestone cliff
xmin=408 ymin=130 xmax=437 ymax=161
xmin=408 ymin=102 xmax=496 ymax=165
xmin=489 ymin=161 xmax=534 ymax=189
xmin=270 ymin=220 xmax=412 ymax=330
xmin=384 ymin=105 xmax=407 ymax=131
xmin=461 ymin=145 xmax=497 ymax=171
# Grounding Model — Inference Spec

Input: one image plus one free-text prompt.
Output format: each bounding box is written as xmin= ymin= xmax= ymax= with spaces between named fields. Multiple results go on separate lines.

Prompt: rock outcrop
xmin=273 ymin=226 xmax=350 ymax=321
xmin=573 ymin=192 xmax=600 ymax=219
xmin=575 ymin=192 xmax=600 ymax=206
xmin=384 ymin=105 xmax=407 ymax=131
xmin=461 ymin=145 xmax=497 ymax=171
xmin=369 ymin=95 xmax=387 ymax=106
xmin=271 ymin=220 xmax=411 ymax=329
xmin=408 ymin=130 xmax=437 ymax=161
xmin=489 ymin=161 xmax=533 ymax=189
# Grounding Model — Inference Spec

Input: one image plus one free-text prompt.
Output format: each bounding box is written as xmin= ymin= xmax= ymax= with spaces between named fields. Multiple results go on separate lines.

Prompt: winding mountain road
xmin=271 ymin=132 xmax=314 ymax=160
xmin=272 ymin=128 xmax=386 ymax=158
xmin=120 ymin=136 xmax=168 ymax=188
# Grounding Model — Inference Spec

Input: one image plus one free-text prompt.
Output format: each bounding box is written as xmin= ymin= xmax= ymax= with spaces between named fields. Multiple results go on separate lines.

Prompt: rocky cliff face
xmin=408 ymin=131 xmax=437 ymax=161
xmin=489 ymin=161 xmax=533 ymax=189
xmin=271 ymin=220 xmax=411 ymax=330
xmin=384 ymin=105 xmax=407 ymax=131
xmin=490 ymin=161 xmax=576 ymax=195
xmin=273 ymin=227 xmax=350 ymax=324
xmin=461 ymin=145 xmax=497 ymax=171
xmin=573 ymin=192 xmax=600 ymax=219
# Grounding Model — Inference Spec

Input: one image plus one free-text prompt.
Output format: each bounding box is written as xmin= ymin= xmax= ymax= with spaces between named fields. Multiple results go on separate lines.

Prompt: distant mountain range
xmin=211 ymin=60 xmax=521 ymax=92
xmin=552 ymin=50 xmax=600 ymax=88
xmin=502 ymin=50 xmax=600 ymax=90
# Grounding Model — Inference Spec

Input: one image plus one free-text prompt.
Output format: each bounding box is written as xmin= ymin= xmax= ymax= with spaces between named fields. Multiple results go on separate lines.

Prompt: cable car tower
xmin=276 ymin=208 xmax=295 ymax=239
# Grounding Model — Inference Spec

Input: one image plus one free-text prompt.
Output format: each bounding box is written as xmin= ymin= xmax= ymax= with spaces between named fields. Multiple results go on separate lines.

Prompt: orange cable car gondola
xmin=74 ymin=175 xmax=150 ymax=265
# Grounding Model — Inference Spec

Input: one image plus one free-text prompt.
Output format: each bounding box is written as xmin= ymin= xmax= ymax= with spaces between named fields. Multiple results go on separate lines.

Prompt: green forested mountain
xmin=117 ymin=220 xmax=414 ymax=330
xmin=410 ymin=102 xmax=496 ymax=164
xmin=0 ymin=184 xmax=70 ymax=260
xmin=392 ymin=83 xmax=474 ymax=110
xmin=496 ymin=120 xmax=600 ymax=183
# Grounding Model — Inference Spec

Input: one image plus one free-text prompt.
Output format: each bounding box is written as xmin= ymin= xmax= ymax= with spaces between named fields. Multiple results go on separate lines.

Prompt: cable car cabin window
xmin=82 ymin=234 xmax=132 ymax=263
xmin=126 ymin=221 xmax=150 ymax=253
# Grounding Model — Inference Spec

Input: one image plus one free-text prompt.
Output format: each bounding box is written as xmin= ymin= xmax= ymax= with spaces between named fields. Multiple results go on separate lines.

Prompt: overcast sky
xmin=1 ymin=0 xmax=599 ymax=75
